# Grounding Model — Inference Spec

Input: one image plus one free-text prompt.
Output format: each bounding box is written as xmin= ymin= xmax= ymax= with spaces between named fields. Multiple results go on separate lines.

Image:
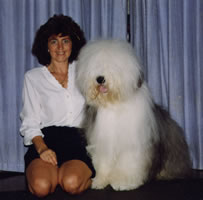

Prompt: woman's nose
xmin=57 ymin=41 xmax=63 ymax=49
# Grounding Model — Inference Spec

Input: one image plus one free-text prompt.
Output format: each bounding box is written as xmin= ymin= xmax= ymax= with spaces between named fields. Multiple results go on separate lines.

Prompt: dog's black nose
xmin=96 ymin=76 xmax=105 ymax=84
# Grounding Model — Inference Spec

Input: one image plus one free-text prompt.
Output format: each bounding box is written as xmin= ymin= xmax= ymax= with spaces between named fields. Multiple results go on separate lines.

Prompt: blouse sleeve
xmin=20 ymin=73 xmax=44 ymax=146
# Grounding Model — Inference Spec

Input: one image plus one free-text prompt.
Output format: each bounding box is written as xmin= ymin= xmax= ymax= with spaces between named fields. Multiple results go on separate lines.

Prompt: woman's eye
xmin=50 ymin=40 xmax=57 ymax=44
xmin=63 ymin=39 xmax=70 ymax=44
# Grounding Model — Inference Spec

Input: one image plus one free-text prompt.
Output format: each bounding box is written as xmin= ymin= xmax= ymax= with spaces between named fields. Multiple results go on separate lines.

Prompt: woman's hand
xmin=32 ymin=136 xmax=58 ymax=166
xmin=39 ymin=148 xmax=58 ymax=166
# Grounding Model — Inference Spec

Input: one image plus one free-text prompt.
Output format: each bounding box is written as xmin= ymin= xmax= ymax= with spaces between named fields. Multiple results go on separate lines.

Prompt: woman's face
xmin=48 ymin=34 xmax=72 ymax=64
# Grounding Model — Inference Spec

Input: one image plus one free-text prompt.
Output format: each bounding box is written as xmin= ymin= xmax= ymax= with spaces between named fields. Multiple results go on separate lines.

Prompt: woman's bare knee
xmin=58 ymin=160 xmax=93 ymax=194
xmin=29 ymin=177 xmax=52 ymax=197
xmin=60 ymin=174 xmax=81 ymax=194
xmin=26 ymin=159 xmax=58 ymax=197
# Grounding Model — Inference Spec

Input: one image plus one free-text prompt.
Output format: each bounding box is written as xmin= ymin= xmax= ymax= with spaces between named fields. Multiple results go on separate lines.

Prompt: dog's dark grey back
xmin=154 ymin=104 xmax=192 ymax=179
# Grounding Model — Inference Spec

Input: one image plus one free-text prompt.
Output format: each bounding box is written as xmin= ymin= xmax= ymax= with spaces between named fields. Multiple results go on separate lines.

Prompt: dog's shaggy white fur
xmin=76 ymin=40 xmax=192 ymax=191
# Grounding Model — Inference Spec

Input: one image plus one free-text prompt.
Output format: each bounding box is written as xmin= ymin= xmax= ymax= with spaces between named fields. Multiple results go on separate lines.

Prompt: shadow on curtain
xmin=130 ymin=0 xmax=203 ymax=169
xmin=0 ymin=0 xmax=127 ymax=172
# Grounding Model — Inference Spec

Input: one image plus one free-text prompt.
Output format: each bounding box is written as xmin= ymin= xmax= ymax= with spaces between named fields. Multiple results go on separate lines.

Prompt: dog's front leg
xmin=91 ymin=156 xmax=110 ymax=189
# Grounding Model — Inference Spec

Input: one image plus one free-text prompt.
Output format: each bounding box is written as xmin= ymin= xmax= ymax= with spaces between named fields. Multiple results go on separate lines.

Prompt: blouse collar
xmin=42 ymin=62 xmax=75 ymax=91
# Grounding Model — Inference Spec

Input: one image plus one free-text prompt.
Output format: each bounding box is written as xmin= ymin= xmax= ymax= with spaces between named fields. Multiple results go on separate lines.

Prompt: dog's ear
xmin=138 ymin=71 xmax=144 ymax=88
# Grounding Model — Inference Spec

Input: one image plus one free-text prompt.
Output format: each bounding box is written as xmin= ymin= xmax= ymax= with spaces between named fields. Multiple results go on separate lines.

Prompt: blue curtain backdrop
xmin=130 ymin=0 xmax=203 ymax=169
xmin=0 ymin=0 xmax=127 ymax=172
xmin=0 ymin=0 xmax=202 ymax=172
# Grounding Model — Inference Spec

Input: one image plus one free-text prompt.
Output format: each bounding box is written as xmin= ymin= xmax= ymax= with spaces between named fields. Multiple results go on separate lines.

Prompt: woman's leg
xmin=26 ymin=158 xmax=58 ymax=197
xmin=58 ymin=160 xmax=92 ymax=194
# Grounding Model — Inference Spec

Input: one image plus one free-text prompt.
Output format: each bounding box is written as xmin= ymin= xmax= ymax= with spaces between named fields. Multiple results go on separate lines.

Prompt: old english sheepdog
xmin=76 ymin=40 xmax=192 ymax=191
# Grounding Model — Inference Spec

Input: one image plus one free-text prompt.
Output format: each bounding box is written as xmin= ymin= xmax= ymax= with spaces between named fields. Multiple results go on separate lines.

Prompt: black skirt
xmin=24 ymin=126 xmax=95 ymax=177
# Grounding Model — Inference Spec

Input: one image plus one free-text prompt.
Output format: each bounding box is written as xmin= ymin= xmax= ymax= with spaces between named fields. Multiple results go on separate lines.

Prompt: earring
xmin=48 ymin=49 xmax=50 ymax=52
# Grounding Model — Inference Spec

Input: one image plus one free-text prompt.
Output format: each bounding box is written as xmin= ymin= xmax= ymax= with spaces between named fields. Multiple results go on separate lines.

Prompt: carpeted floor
xmin=0 ymin=170 xmax=203 ymax=200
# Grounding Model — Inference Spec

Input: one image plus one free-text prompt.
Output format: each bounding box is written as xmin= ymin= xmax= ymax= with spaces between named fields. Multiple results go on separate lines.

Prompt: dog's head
xmin=76 ymin=40 xmax=144 ymax=107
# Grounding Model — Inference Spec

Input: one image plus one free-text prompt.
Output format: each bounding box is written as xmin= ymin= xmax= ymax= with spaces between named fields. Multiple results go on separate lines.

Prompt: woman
xmin=20 ymin=14 xmax=95 ymax=197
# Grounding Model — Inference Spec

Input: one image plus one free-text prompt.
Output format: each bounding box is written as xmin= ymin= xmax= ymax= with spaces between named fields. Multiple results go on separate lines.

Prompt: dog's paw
xmin=110 ymin=178 xmax=144 ymax=191
xmin=91 ymin=177 xmax=109 ymax=190
xmin=111 ymin=182 xmax=140 ymax=191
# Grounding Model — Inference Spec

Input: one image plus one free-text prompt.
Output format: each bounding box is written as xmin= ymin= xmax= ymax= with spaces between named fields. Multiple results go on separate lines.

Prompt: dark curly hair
xmin=32 ymin=14 xmax=86 ymax=65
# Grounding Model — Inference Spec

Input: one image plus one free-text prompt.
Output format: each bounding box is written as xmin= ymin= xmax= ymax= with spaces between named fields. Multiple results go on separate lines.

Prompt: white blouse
xmin=20 ymin=62 xmax=85 ymax=146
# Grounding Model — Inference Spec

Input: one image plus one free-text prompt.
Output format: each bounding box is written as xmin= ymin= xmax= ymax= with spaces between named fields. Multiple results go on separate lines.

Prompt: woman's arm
xmin=32 ymin=135 xmax=58 ymax=166
xmin=20 ymin=73 xmax=44 ymax=145
xmin=32 ymin=136 xmax=48 ymax=154
xmin=20 ymin=71 xmax=57 ymax=165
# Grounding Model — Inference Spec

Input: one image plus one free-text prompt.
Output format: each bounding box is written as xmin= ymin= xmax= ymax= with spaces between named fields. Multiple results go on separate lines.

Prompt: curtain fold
xmin=81 ymin=0 xmax=127 ymax=40
xmin=130 ymin=0 xmax=203 ymax=169
xmin=0 ymin=0 xmax=127 ymax=172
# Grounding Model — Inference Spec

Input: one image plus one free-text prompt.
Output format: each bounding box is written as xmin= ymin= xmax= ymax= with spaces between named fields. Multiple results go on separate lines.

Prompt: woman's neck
xmin=48 ymin=62 xmax=69 ymax=74
xmin=47 ymin=62 xmax=69 ymax=88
